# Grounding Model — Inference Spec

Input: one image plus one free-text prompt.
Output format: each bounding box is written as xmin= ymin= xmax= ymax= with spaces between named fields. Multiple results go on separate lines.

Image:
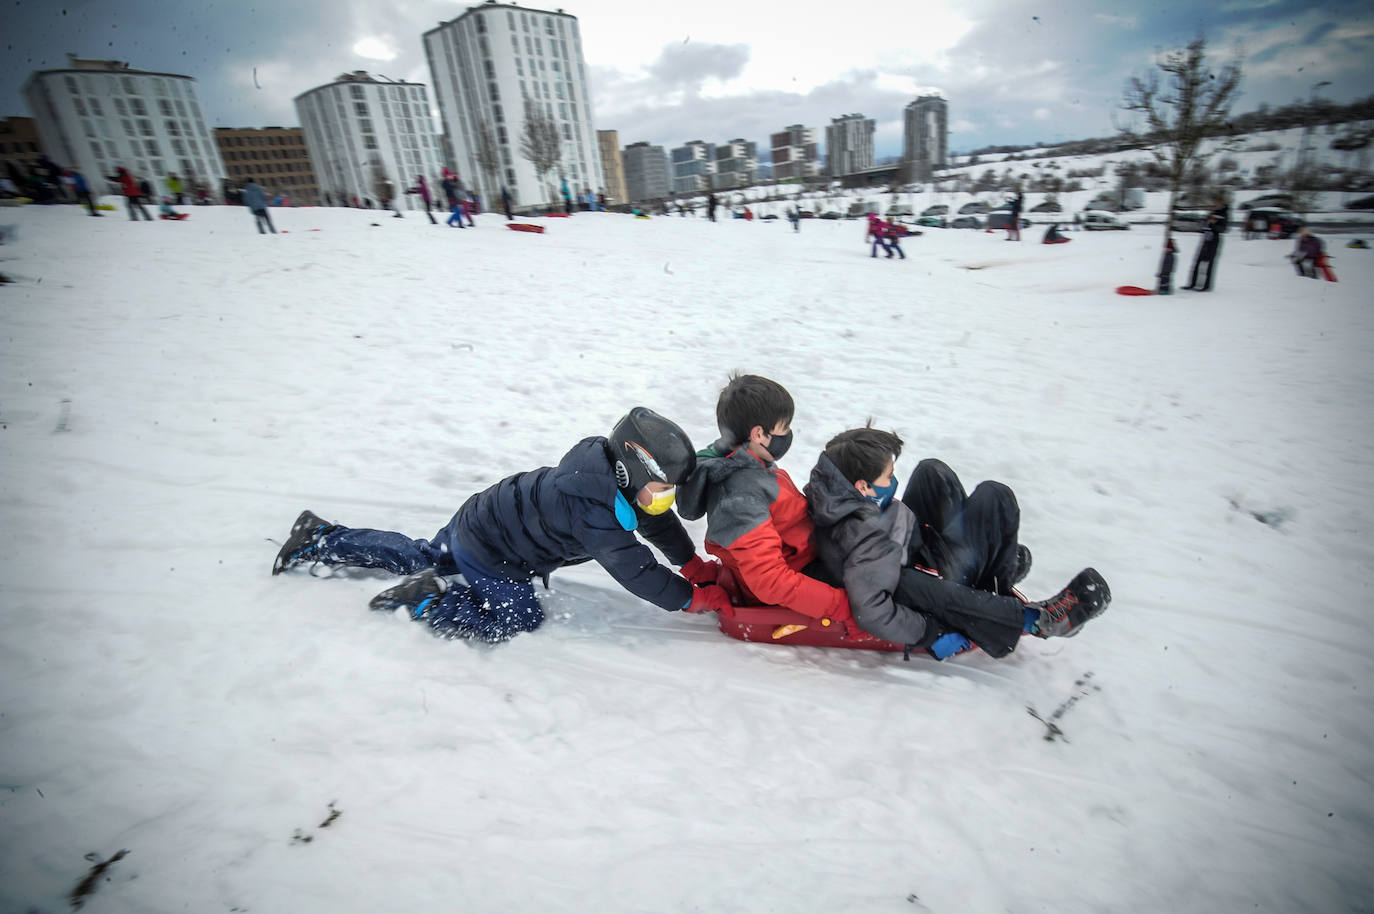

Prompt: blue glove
xmin=929 ymin=632 xmax=971 ymax=660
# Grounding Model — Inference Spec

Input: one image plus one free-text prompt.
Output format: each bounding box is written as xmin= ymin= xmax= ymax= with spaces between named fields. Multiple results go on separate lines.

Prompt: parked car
xmin=1170 ymin=210 xmax=1210 ymax=232
xmin=921 ymin=204 xmax=949 ymax=217
xmin=958 ymin=201 xmax=990 ymax=214
xmin=1249 ymin=208 xmax=1305 ymax=238
xmin=916 ymin=215 xmax=947 ymax=228
xmin=819 ymin=211 xmax=842 ymax=220
xmin=1030 ymin=200 xmax=1063 ymax=213
xmin=1240 ymin=193 xmax=1292 ymax=211
xmin=951 ymin=215 xmax=984 ymax=229
xmin=987 ymin=212 xmax=1031 ymax=230
xmin=1082 ymin=210 xmax=1131 ymax=231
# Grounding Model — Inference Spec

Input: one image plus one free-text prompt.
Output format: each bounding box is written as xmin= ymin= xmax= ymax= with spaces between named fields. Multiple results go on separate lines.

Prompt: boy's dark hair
xmin=716 ymin=374 xmax=794 ymax=446
xmin=824 ymin=424 xmax=904 ymax=485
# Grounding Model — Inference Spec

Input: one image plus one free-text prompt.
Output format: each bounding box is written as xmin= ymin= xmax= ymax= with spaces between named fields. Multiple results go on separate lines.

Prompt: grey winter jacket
xmin=241 ymin=182 xmax=267 ymax=211
xmin=805 ymin=453 xmax=929 ymax=644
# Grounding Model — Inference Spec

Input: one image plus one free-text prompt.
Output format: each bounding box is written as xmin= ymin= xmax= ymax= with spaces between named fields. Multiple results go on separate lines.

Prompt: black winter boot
xmin=369 ymin=569 xmax=447 ymax=619
xmin=271 ymin=510 xmax=337 ymax=574
xmin=1025 ymin=568 xmax=1110 ymax=638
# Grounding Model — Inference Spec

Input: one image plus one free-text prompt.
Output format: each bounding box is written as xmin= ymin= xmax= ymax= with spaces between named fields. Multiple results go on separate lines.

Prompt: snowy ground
xmin=2 ymin=203 xmax=1372 ymax=913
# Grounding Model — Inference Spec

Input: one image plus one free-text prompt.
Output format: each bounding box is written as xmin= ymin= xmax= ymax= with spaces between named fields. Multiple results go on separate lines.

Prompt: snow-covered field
xmin=2 ymin=203 xmax=1372 ymax=913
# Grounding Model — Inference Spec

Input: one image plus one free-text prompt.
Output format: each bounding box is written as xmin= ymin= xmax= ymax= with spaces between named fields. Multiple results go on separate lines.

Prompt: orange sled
xmin=508 ymin=223 xmax=545 ymax=233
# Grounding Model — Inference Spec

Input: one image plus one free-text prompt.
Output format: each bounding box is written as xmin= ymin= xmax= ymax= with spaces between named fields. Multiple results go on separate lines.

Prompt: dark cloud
xmin=644 ymin=41 xmax=749 ymax=93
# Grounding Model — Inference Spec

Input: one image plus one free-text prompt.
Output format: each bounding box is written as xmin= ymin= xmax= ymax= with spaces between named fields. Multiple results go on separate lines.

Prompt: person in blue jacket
xmin=271 ymin=408 xmax=732 ymax=643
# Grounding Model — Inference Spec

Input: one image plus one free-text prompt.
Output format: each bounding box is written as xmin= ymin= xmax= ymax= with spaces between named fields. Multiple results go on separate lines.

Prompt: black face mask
xmin=765 ymin=429 xmax=793 ymax=461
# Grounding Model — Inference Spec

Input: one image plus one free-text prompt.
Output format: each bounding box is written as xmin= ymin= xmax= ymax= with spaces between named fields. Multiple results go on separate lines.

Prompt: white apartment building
xmin=826 ymin=113 xmax=875 ymax=177
xmin=294 ymin=71 xmax=444 ymax=211
xmin=22 ymin=54 xmax=226 ymax=196
xmin=424 ymin=1 xmax=603 ymax=209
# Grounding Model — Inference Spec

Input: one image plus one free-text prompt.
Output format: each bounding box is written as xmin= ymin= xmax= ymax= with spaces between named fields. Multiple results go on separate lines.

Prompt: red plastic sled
xmin=508 ymin=223 xmax=546 ymax=234
xmin=1043 ymin=237 xmax=1070 ymax=245
xmin=710 ymin=567 xmax=908 ymax=653
xmin=717 ymin=604 xmax=907 ymax=652
xmin=158 ymin=213 xmax=189 ymax=221
xmin=1116 ymin=285 xmax=1154 ymax=296
xmin=545 ymin=212 xmax=571 ymax=218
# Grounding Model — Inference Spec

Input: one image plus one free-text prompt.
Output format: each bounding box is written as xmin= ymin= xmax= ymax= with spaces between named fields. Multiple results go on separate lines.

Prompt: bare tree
xmin=1121 ymin=36 xmax=1243 ymax=247
xmin=474 ymin=119 xmax=502 ymax=203
xmin=519 ymin=102 xmax=562 ymax=207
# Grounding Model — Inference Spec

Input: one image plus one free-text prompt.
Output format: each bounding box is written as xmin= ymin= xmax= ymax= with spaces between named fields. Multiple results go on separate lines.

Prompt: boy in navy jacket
xmin=271 ymin=408 xmax=730 ymax=643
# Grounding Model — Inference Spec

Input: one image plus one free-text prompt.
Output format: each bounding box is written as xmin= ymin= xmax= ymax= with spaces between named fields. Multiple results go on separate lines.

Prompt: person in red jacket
xmin=106 ymin=166 xmax=151 ymax=221
xmin=676 ymin=375 xmax=855 ymax=632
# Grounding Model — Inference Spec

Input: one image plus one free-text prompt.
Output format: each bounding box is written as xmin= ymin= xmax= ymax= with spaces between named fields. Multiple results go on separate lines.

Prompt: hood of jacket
xmin=806 ymin=452 xmax=880 ymax=530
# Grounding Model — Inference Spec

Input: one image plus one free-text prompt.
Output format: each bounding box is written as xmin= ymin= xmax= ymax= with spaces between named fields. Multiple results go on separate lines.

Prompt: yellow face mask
xmin=640 ymin=486 xmax=676 ymax=515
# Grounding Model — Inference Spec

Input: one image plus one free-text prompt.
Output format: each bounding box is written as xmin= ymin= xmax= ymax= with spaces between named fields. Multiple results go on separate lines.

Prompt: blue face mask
xmin=866 ymin=477 xmax=898 ymax=509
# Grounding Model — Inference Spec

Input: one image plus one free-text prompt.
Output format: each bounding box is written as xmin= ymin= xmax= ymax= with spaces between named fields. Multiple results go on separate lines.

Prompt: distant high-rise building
xmin=902 ymin=95 xmax=948 ymax=181
xmin=596 ymin=129 xmax=628 ymax=204
xmin=670 ymin=140 xmax=715 ymax=193
xmin=215 ymin=126 xmax=319 ymax=204
xmin=770 ymin=124 xmax=820 ymax=181
xmin=22 ymin=54 xmax=226 ymax=197
xmin=826 ymin=113 xmax=875 ymax=177
xmin=714 ymin=138 xmax=757 ymax=189
xmin=294 ymin=71 xmax=443 ymax=211
xmin=424 ymin=4 xmax=602 ymax=209
xmin=622 ymin=141 xmax=669 ymax=203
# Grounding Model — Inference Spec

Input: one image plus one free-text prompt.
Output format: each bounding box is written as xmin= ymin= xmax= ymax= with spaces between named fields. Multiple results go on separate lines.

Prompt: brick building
xmin=214 ymin=126 xmax=319 ymax=204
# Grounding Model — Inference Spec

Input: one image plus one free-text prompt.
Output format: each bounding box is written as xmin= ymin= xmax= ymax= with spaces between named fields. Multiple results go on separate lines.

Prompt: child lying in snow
xmin=804 ymin=426 xmax=1111 ymax=658
xmin=271 ymin=408 xmax=731 ymax=643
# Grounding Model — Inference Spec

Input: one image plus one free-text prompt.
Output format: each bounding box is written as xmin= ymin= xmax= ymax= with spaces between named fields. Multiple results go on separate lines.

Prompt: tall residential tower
xmin=902 ymin=95 xmax=948 ymax=182
xmin=22 ymin=54 xmax=225 ymax=196
xmin=424 ymin=2 xmax=602 ymax=209
xmin=294 ymin=71 xmax=443 ymax=211
xmin=826 ymin=113 xmax=875 ymax=177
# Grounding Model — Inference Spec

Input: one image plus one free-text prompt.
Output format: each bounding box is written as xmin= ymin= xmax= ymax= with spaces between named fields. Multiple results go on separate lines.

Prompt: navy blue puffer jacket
xmin=444 ymin=437 xmax=695 ymax=611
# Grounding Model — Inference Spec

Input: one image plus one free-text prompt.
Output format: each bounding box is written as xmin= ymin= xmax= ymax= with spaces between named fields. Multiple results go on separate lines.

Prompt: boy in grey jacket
xmin=805 ymin=426 xmax=1111 ymax=658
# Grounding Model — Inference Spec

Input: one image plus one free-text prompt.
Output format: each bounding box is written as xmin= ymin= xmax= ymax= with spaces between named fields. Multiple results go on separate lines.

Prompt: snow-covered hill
xmin=1 ymin=204 xmax=1372 ymax=913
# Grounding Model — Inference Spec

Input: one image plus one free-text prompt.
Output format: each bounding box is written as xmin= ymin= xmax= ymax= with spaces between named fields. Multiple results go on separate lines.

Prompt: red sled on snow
xmin=508 ymin=223 xmax=545 ymax=234
xmin=158 ymin=213 xmax=189 ymax=221
xmin=1115 ymin=285 xmax=1154 ymax=296
xmin=710 ymin=567 xmax=909 ymax=654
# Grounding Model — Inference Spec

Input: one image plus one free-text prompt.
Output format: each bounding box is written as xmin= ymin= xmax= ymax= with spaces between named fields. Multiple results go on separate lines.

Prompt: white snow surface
xmin=2 ymin=204 xmax=1372 ymax=914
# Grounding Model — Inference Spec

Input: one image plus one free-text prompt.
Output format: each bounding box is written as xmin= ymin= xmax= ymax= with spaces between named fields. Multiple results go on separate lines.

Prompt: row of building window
xmin=219 ymin=134 xmax=303 ymax=147
xmin=222 ymin=148 xmax=304 ymax=161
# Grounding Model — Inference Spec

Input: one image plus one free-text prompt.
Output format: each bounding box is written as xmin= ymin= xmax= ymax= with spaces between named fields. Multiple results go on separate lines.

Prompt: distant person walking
xmin=1007 ymin=191 xmax=1023 ymax=241
xmin=866 ymin=213 xmax=893 ymax=258
xmin=241 ymin=179 xmax=276 ymax=234
xmin=788 ymin=206 xmax=800 ymax=232
xmin=707 ymin=193 xmax=718 ymax=223
xmin=412 ymin=174 xmax=437 ymax=224
xmin=107 ymin=166 xmax=151 ymax=221
xmin=70 ymin=169 xmax=100 ymax=216
xmin=1183 ymin=197 xmax=1229 ymax=292
xmin=501 ymin=184 xmax=513 ymax=221
xmin=167 ymin=172 xmax=184 ymax=205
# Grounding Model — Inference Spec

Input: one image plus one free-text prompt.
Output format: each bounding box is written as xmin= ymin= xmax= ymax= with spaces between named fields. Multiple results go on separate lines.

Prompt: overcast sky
xmin=5 ymin=0 xmax=1372 ymax=159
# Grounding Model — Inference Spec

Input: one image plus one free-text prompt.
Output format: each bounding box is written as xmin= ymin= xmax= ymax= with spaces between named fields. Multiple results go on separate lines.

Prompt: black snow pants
xmin=894 ymin=458 xmax=1028 ymax=657
xmin=1188 ymin=238 xmax=1220 ymax=290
